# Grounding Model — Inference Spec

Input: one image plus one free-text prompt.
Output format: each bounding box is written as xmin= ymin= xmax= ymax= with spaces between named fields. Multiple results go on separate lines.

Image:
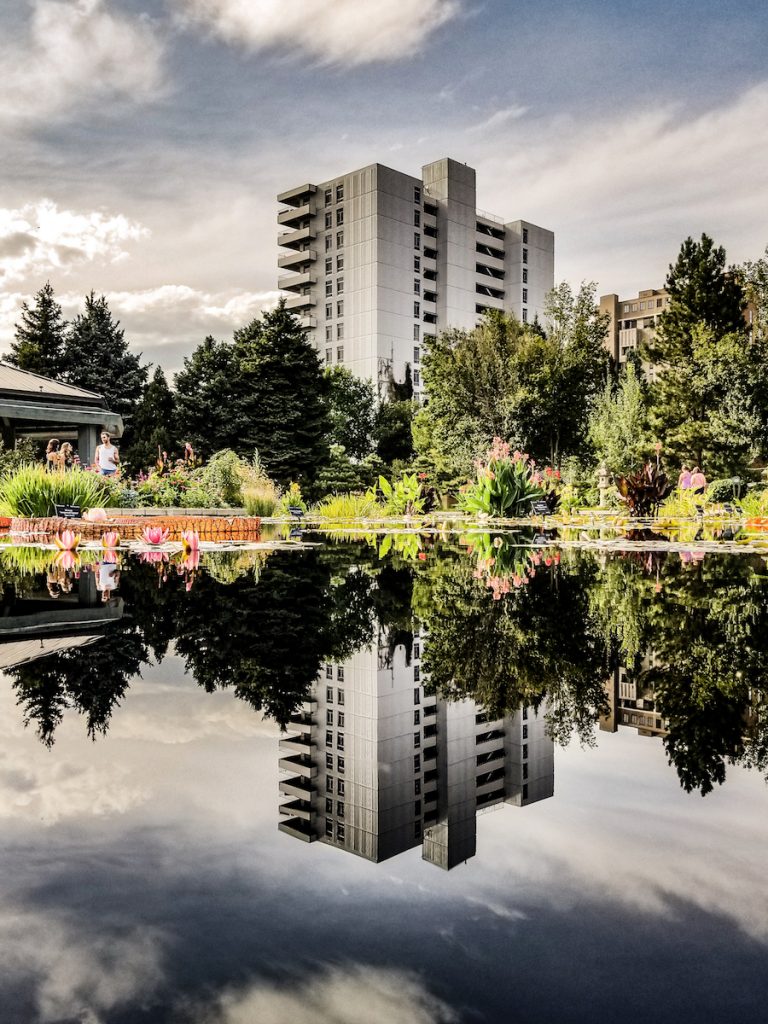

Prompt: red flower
xmin=418 ymin=552 xmax=427 ymax=561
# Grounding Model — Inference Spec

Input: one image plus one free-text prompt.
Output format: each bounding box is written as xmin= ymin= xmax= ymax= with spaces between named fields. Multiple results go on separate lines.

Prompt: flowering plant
xmin=458 ymin=439 xmax=561 ymax=518
xmin=141 ymin=525 xmax=170 ymax=546
xmin=463 ymin=533 xmax=560 ymax=599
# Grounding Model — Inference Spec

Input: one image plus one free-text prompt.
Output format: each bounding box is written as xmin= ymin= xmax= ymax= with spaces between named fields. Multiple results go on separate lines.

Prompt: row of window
xmin=325 ymin=255 xmax=343 ymax=274
xmin=325 ymin=346 xmax=344 ymax=365
xmin=326 ymin=752 xmax=345 ymax=772
xmin=325 ymin=231 xmax=344 ymax=251
xmin=326 ymin=775 xmax=344 ymax=795
xmin=324 ymin=183 xmax=344 ymax=205
xmin=326 ymin=709 xmax=345 ymax=727
xmin=325 ymin=277 xmax=344 ymax=296
xmin=324 ymin=209 xmax=344 ymax=228
xmin=623 ymin=298 xmax=664 ymax=313
xmin=326 ymin=731 xmax=345 ymax=750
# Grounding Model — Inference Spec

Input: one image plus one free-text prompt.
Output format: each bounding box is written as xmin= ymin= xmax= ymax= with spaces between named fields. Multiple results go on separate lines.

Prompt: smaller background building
xmin=599 ymin=288 xmax=669 ymax=376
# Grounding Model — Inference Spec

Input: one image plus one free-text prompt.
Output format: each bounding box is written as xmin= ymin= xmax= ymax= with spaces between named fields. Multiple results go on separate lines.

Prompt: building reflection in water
xmin=278 ymin=627 xmax=554 ymax=870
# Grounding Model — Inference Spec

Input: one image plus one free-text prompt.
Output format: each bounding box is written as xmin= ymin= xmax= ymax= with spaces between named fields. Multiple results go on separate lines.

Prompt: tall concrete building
xmin=278 ymin=629 xmax=554 ymax=869
xmin=277 ymin=158 xmax=555 ymax=398
xmin=599 ymin=287 xmax=669 ymax=372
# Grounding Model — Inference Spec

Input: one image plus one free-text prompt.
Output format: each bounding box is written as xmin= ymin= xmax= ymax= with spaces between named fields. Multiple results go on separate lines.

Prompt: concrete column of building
xmin=78 ymin=424 xmax=99 ymax=467
xmin=422 ymin=698 xmax=478 ymax=870
xmin=422 ymin=158 xmax=478 ymax=332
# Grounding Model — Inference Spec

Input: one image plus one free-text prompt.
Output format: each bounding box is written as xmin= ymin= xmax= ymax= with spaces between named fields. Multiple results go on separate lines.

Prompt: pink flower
xmin=554 ymin=469 xmax=561 ymax=480
xmin=83 ymin=507 xmax=108 ymax=522
xmin=54 ymin=530 xmax=81 ymax=551
xmin=101 ymin=530 xmax=120 ymax=549
xmin=54 ymin=550 xmax=79 ymax=571
xmin=140 ymin=550 xmax=169 ymax=564
xmin=183 ymin=550 xmax=200 ymax=572
xmin=142 ymin=526 xmax=170 ymax=546
xmin=181 ymin=529 xmax=200 ymax=554
xmin=418 ymin=551 xmax=427 ymax=561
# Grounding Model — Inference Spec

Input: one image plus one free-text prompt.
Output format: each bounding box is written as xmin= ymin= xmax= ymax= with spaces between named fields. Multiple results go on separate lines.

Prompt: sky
xmin=1 ymin=651 xmax=768 ymax=1022
xmin=1 ymin=0 xmax=767 ymax=374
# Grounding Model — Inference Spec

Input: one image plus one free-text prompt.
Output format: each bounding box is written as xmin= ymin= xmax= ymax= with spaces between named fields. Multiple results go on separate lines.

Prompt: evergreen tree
xmin=325 ymin=366 xmax=376 ymax=459
xmin=121 ymin=365 xmax=177 ymax=471
xmin=232 ymin=301 xmax=331 ymax=487
xmin=174 ymin=335 xmax=238 ymax=457
xmin=6 ymin=281 xmax=67 ymax=377
xmin=63 ymin=292 xmax=147 ymax=418
xmin=374 ymin=366 xmax=416 ymax=465
xmin=588 ymin=362 xmax=651 ymax=476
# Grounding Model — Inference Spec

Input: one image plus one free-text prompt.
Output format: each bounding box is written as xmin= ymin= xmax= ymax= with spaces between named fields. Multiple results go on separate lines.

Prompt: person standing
xmin=60 ymin=442 xmax=75 ymax=469
xmin=677 ymin=465 xmax=692 ymax=490
xmin=690 ymin=467 xmax=707 ymax=494
xmin=94 ymin=431 xmax=120 ymax=476
xmin=45 ymin=438 xmax=63 ymax=471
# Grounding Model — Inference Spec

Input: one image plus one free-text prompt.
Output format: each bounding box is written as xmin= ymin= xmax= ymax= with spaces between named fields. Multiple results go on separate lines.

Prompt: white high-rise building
xmin=277 ymin=157 xmax=554 ymax=398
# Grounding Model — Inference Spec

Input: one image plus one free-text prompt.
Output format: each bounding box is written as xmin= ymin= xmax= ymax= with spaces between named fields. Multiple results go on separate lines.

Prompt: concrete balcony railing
xmin=278 ymin=202 xmax=315 ymax=227
xmin=279 ymin=754 xmax=317 ymax=779
xmin=299 ymin=315 xmax=317 ymax=329
xmin=279 ymin=734 xmax=315 ymax=757
xmin=278 ymin=248 xmax=317 ymax=270
xmin=278 ymin=225 xmax=316 ymax=250
xmin=279 ymin=775 xmax=314 ymax=800
xmin=279 ymin=798 xmax=312 ymax=821
xmin=278 ymin=271 xmax=316 ymax=292
xmin=278 ymin=818 xmax=316 ymax=842
xmin=277 ymin=182 xmax=317 ymax=207
xmin=284 ymin=293 xmax=316 ymax=312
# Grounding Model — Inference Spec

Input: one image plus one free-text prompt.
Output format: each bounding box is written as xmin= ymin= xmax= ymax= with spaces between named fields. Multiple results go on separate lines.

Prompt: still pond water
xmin=1 ymin=532 xmax=767 ymax=1023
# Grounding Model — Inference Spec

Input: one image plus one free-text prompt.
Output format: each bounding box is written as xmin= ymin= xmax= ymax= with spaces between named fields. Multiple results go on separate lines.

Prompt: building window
xmin=325 ymin=326 xmax=332 ymax=343
xmin=326 ymin=730 xmax=333 ymax=747
xmin=523 ymin=268 xmax=528 ymax=283
xmin=337 ymin=327 xmax=344 ymax=344
xmin=414 ymin=232 xmax=421 ymax=249
xmin=337 ymin=756 xmax=345 ymax=773
xmin=414 ymin=800 xmax=421 ymax=815
xmin=337 ymin=255 xmax=344 ymax=271
xmin=522 ymin=763 xmax=529 ymax=780
xmin=522 ymin=706 xmax=528 ymax=720
xmin=326 ymin=776 xmax=334 ymax=792
xmin=336 ymin=208 xmax=344 ymax=226
xmin=414 ymin=210 xmax=421 ymax=227
xmin=337 ymin=733 xmax=344 ymax=750
xmin=337 ymin=667 xmax=344 ymax=682
xmin=414 ymin=687 xmax=420 ymax=704
xmin=325 ymin=211 xmax=332 ymax=229
xmin=414 ymin=186 xmax=421 ymax=204
xmin=336 ymin=277 xmax=344 ymax=294
xmin=657 ymin=298 xmax=663 ymax=307
xmin=337 ymin=688 xmax=344 ymax=704
xmin=325 ymin=257 xmax=332 ymax=274
xmin=326 ymin=753 xmax=333 ymax=769
xmin=336 ymin=230 xmax=344 ymax=247
xmin=522 ymin=247 xmax=528 ymax=264
xmin=325 ymin=280 xmax=332 ymax=297
xmin=413 ymin=369 xmax=420 ymax=386
xmin=337 ymin=344 xmax=344 ymax=360
xmin=414 ymin=731 xmax=421 ymax=748
xmin=337 ymin=711 xmax=345 ymax=727
xmin=325 ymin=797 xmax=333 ymax=814
xmin=522 ymin=744 xmax=528 ymax=759
xmin=522 ymin=784 xmax=528 ymax=800
xmin=336 ymin=822 xmax=345 ymax=840
xmin=326 ymin=685 xmax=334 ymax=702
xmin=522 ymin=288 xmax=528 ymax=303
xmin=325 ymin=819 xmax=333 ymax=837
xmin=522 ymin=308 xmax=528 ymax=323
xmin=414 ymin=642 xmax=420 ymax=658
xmin=337 ymin=300 xmax=344 ymax=317
xmin=326 ymin=709 xmax=334 ymax=726
xmin=413 ymin=344 xmax=420 ymax=361
xmin=523 ymin=228 xmax=528 ymax=243
xmin=414 ymin=280 xmax=420 ymax=295
xmin=325 ymin=235 xmax=332 ymax=251
xmin=337 ymin=801 xmax=345 ymax=818
xmin=414 ymin=709 xmax=421 ymax=725
xmin=336 ymin=182 xmax=344 ymax=202
xmin=324 ymin=188 xmax=332 ymax=206
xmin=523 ymin=724 xmax=528 ymax=739
xmin=415 ymin=778 xmax=422 ymax=795
xmin=414 ymin=666 xmax=420 ymax=682
xmin=414 ymin=821 xmax=422 ymax=839
xmin=325 ymin=303 xmax=332 ymax=318
xmin=414 ymin=754 xmax=421 ymax=772
xmin=414 ymin=302 xmax=420 ymax=317
xmin=414 ymin=255 xmax=421 ymax=272
xmin=337 ymin=779 xmax=345 ymax=796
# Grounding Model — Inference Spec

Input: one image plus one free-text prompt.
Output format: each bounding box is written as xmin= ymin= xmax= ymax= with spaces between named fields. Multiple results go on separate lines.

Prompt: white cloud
xmin=186 ymin=964 xmax=459 ymax=1024
xmin=177 ymin=0 xmax=461 ymax=65
xmin=0 ymin=199 xmax=148 ymax=285
xmin=0 ymin=0 xmax=165 ymax=126
xmin=470 ymin=103 xmax=528 ymax=132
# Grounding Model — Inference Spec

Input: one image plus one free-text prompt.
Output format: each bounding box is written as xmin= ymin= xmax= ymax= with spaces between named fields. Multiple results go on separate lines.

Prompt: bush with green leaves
xmin=458 ymin=438 xmax=557 ymax=518
xmin=314 ymin=492 xmax=381 ymax=520
xmin=0 ymin=438 xmax=37 ymax=476
xmin=706 ymin=478 xmax=743 ymax=503
xmin=368 ymin=473 xmax=425 ymax=516
xmin=0 ymin=464 xmax=117 ymax=518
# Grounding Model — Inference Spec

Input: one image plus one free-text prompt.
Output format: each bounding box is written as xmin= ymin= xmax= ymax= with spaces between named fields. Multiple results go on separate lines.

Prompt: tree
xmin=174 ymin=335 xmax=238 ymax=457
xmin=121 ymin=366 xmax=177 ymax=471
xmin=588 ymin=362 xmax=651 ymax=475
xmin=232 ymin=301 xmax=331 ymax=487
xmin=63 ymin=292 xmax=147 ymax=419
xmin=5 ymin=281 xmax=67 ymax=377
xmin=738 ymin=245 xmax=768 ymax=343
xmin=373 ymin=366 xmax=416 ymax=466
xmin=325 ymin=366 xmax=375 ymax=459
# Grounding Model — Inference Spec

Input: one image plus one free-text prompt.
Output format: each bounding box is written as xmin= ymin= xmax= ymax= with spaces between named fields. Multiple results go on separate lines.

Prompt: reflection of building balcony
xmin=277 ymin=182 xmax=317 ymax=207
xmin=284 ymin=293 xmax=316 ymax=312
xmin=279 ymin=735 xmax=315 ymax=757
xmin=279 ymin=754 xmax=317 ymax=778
xmin=279 ymin=818 xmax=316 ymax=842
xmin=279 ymin=775 xmax=314 ymax=800
xmin=278 ymin=226 xmax=316 ymax=250
xmin=278 ymin=202 xmax=314 ymax=227
xmin=278 ymin=271 xmax=316 ymax=293
xmin=278 ymin=248 xmax=317 ymax=270
xmin=279 ymin=799 xmax=312 ymax=820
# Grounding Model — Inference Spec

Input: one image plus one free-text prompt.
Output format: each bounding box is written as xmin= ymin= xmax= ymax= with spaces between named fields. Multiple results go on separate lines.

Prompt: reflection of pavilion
xmin=278 ymin=633 xmax=554 ymax=869
xmin=0 ymin=571 xmax=124 ymax=670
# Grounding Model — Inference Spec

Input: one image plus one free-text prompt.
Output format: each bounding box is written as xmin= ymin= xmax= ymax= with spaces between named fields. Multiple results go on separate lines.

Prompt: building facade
xmin=599 ymin=288 xmax=670 ymax=371
xmin=278 ymin=631 xmax=554 ymax=869
xmin=277 ymin=158 xmax=555 ymax=398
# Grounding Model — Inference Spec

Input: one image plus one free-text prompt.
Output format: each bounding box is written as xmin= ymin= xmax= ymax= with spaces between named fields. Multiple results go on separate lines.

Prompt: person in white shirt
xmin=94 ymin=431 xmax=120 ymax=476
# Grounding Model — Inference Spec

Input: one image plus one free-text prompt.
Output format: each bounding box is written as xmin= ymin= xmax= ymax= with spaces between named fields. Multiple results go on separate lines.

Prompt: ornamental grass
xmin=0 ymin=464 xmax=116 ymax=518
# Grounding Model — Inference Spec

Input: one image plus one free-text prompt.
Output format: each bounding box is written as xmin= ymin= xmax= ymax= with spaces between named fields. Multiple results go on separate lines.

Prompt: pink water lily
xmin=54 ymin=529 xmax=81 ymax=551
xmin=101 ymin=530 xmax=120 ymax=549
xmin=141 ymin=526 xmax=170 ymax=545
xmin=181 ymin=529 xmax=200 ymax=554
xmin=83 ymin=507 xmax=108 ymax=522
xmin=54 ymin=550 xmax=80 ymax=571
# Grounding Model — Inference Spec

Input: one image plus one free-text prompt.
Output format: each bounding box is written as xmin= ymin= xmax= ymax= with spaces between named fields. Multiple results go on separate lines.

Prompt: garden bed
xmin=9 ymin=514 xmax=261 ymax=542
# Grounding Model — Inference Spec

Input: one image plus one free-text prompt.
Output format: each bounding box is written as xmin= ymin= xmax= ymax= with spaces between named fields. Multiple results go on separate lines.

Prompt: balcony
xmin=279 ymin=775 xmax=314 ymax=800
xmin=278 ymin=202 xmax=314 ymax=227
xmin=278 ymin=818 xmax=316 ymax=842
xmin=476 ymin=283 xmax=505 ymax=301
xmin=278 ymin=225 xmax=316 ymax=250
xmin=423 ymin=312 xmax=437 ymax=325
xmin=423 ymin=290 xmax=437 ymax=304
xmin=476 ymin=242 xmax=505 ymax=261
xmin=299 ymin=315 xmax=317 ymax=330
xmin=278 ymin=271 xmax=316 ymax=292
xmin=278 ymin=248 xmax=317 ymax=270
xmin=277 ymin=182 xmax=317 ymax=207
xmin=279 ymin=734 xmax=315 ymax=756
xmin=279 ymin=798 xmax=312 ymax=821
xmin=287 ymin=711 xmax=315 ymax=734
xmin=284 ymin=293 xmax=316 ymax=312
xmin=279 ymin=754 xmax=318 ymax=778
xmin=476 ymin=262 xmax=505 ymax=280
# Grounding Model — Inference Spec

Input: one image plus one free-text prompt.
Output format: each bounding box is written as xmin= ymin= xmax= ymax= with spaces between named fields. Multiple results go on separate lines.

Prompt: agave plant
xmin=615 ymin=462 xmax=673 ymax=517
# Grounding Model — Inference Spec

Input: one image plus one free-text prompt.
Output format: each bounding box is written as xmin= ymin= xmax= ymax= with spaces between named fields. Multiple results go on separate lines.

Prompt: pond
xmin=1 ymin=531 xmax=767 ymax=1023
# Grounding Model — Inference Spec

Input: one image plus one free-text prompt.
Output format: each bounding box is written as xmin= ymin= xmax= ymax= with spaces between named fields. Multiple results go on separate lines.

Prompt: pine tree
xmin=232 ymin=301 xmax=331 ymax=487
xmin=121 ymin=366 xmax=177 ymax=471
xmin=63 ymin=292 xmax=147 ymax=418
xmin=325 ymin=366 xmax=376 ymax=459
xmin=174 ymin=335 xmax=239 ymax=456
xmin=6 ymin=281 xmax=67 ymax=377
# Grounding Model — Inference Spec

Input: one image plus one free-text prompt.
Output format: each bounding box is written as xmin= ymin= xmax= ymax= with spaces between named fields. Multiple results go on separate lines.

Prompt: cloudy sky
xmin=1 ymin=0 xmax=767 ymax=373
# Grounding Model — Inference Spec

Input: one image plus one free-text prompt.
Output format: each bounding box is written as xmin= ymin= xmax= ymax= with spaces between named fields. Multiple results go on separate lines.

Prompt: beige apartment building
xmin=277 ymin=157 xmax=554 ymax=399
xmin=599 ymin=287 xmax=669 ymax=369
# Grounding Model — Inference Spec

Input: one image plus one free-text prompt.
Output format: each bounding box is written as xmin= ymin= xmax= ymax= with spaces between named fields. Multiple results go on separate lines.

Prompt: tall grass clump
xmin=314 ymin=492 xmax=381 ymax=520
xmin=0 ymin=464 xmax=116 ymax=518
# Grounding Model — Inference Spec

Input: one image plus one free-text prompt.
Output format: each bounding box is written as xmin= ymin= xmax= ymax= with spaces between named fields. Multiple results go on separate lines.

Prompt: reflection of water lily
xmin=181 ymin=529 xmax=200 ymax=554
xmin=183 ymin=549 xmax=200 ymax=572
xmin=54 ymin=550 xmax=80 ymax=571
xmin=141 ymin=526 xmax=170 ymax=545
xmin=101 ymin=530 xmax=120 ymax=549
xmin=54 ymin=529 xmax=81 ymax=551
xmin=139 ymin=550 xmax=169 ymax=564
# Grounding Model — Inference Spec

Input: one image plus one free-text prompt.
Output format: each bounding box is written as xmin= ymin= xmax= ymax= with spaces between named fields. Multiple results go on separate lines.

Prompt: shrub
xmin=706 ymin=477 xmax=742 ymax=503
xmin=276 ymin=482 xmax=307 ymax=516
xmin=314 ymin=492 xmax=381 ymax=520
xmin=658 ymin=490 xmax=702 ymax=518
xmin=200 ymin=449 xmax=244 ymax=506
xmin=0 ymin=464 xmax=117 ymax=518
xmin=615 ymin=463 xmax=673 ymax=517
xmin=740 ymin=490 xmax=768 ymax=517
xmin=368 ymin=473 xmax=424 ymax=516
xmin=0 ymin=438 xmax=37 ymax=476
xmin=243 ymin=479 xmax=280 ymax=517
xmin=458 ymin=439 xmax=558 ymax=518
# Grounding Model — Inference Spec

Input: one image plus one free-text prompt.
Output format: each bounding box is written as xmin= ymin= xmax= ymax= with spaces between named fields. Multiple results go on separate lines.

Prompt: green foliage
xmin=706 ymin=478 xmax=742 ymax=503
xmin=737 ymin=245 xmax=768 ymax=343
xmin=243 ymin=482 xmax=279 ymax=517
xmin=63 ymin=291 xmax=148 ymax=420
xmin=0 ymin=464 xmax=116 ymax=517
xmin=121 ymin=365 xmax=176 ymax=472
xmin=314 ymin=491 xmax=381 ymax=520
xmin=588 ymin=362 xmax=651 ymax=476
xmin=458 ymin=439 xmax=557 ymax=517
xmin=325 ymin=366 xmax=376 ymax=459
xmin=314 ymin=444 xmax=367 ymax=495
xmin=174 ymin=336 xmax=239 ymax=457
xmin=5 ymin=281 xmax=67 ymax=377
xmin=276 ymin=482 xmax=307 ymax=515
xmin=199 ymin=449 xmax=246 ymax=506
xmin=369 ymin=473 xmax=425 ymax=516
xmin=374 ymin=370 xmax=416 ymax=466
xmin=0 ymin=438 xmax=37 ymax=476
